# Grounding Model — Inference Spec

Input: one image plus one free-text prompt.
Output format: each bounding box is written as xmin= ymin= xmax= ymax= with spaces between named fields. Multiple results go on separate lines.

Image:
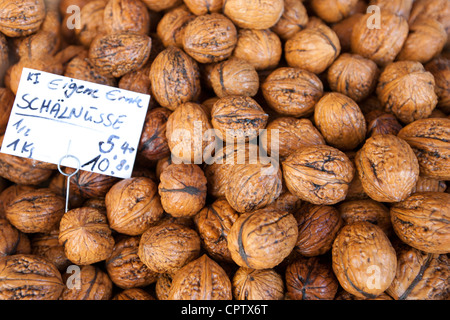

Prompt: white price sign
xmin=0 ymin=68 xmax=150 ymax=179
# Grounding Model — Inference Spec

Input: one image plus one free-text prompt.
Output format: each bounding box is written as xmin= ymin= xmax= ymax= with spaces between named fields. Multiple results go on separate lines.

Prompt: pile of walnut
xmin=0 ymin=0 xmax=449 ymax=301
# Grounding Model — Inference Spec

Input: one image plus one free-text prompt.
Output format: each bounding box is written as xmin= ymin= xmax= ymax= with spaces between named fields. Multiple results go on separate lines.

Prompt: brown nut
xmin=261 ymin=67 xmax=324 ymax=117
xmin=30 ymin=228 xmax=71 ymax=272
xmin=105 ymin=177 xmax=164 ymax=235
xmin=314 ymin=92 xmax=367 ymax=151
xmin=89 ymin=32 xmax=152 ymax=78
xmin=425 ymin=57 xmax=450 ymax=113
xmin=285 ymin=256 xmax=339 ymax=300
xmin=0 ymin=88 xmax=15 ymax=135
xmin=351 ymin=11 xmax=409 ymax=67
xmin=355 ymin=134 xmax=420 ymax=202
xmin=310 ymin=0 xmax=359 ymax=23
xmin=0 ymin=218 xmax=30 ymax=257
xmin=65 ymin=168 xmax=119 ymax=199
xmin=168 ymin=254 xmax=232 ymax=300
xmin=183 ymin=0 xmax=223 ymax=15
xmin=294 ymin=204 xmax=343 ymax=257
xmin=223 ymin=0 xmax=284 ymax=30
xmin=397 ymin=118 xmax=450 ymax=180
xmin=155 ymin=273 xmax=172 ymax=300
xmin=365 ymin=110 xmax=403 ymax=137
xmin=156 ymin=5 xmax=195 ymax=48
xmin=0 ymin=0 xmax=46 ymax=37
xmin=0 ymin=184 xmax=36 ymax=219
xmin=103 ymin=0 xmax=150 ymax=35
xmin=0 ymin=254 xmax=64 ymax=300
xmin=390 ymin=192 xmax=450 ymax=254
xmin=138 ymin=222 xmax=201 ymax=274
xmin=182 ymin=13 xmax=237 ymax=64
xmin=272 ymin=0 xmax=308 ymax=40
xmin=227 ymin=207 xmax=298 ymax=269
xmin=285 ymin=24 xmax=341 ymax=74
xmin=327 ymin=53 xmax=379 ymax=102
xmin=6 ymin=188 xmax=65 ymax=234
xmin=61 ymin=265 xmax=113 ymax=300
xmin=369 ymin=0 xmax=413 ymax=20
xmin=74 ymin=0 xmax=107 ymax=48
xmin=282 ymin=145 xmax=355 ymax=205
xmin=105 ymin=236 xmax=159 ymax=289
xmin=331 ymin=13 xmax=364 ymax=53
xmin=232 ymin=267 xmax=284 ymax=300
xmin=141 ymin=0 xmax=181 ymax=12
xmin=158 ymin=163 xmax=207 ymax=217
xmin=332 ymin=222 xmax=397 ymax=299
xmin=58 ymin=207 xmax=115 ymax=265
xmin=118 ymin=65 xmax=152 ymax=95
xmin=149 ymin=46 xmax=201 ymax=110
xmin=412 ymin=175 xmax=447 ymax=193
xmin=113 ymin=288 xmax=155 ymax=300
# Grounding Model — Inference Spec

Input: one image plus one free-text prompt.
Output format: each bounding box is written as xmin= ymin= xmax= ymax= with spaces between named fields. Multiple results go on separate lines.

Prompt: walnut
xmin=314 ymin=92 xmax=367 ymax=151
xmin=209 ymin=58 xmax=259 ymax=98
xmin=261 ymin=67 xmax=324 ymax=117
xmin=193 ymin=198 xmax=238 ymax=263
xmin=105 ymin=236 xmax=158 ymax=289
xmin=149 ymin=46 xmax=201 ymax=110
xmin=355 ymin=134 xmax=420 ymax=202
xmin=332 ymin=222 xmax=397 ymax=299
xmin=351 ymin=11 xmax=409 ymax=67
xmin=0 ymin=88 xmax=14 ymax=135
xmin=327 ymin=53 xmax=379 ymax=103
xmin=5 ymin=188 xmax=65 ymax=234
xmin=0 ymin=0 xmax=46 ymax=37
xmin=223 ymin=0 xmax=284 ymax=30
xmin=118 ymin=64 xmax=152 ymax=95
xmin=141 ymin=0 xmax=182 ymax=12
xmin=334 ymin=290 xmax=393 ymax=300
xmin=61 ymin=265 xmax=113 ymax=300
xmin=232 ymin=28 xmax=282 ymax=71
xmin=369 ymin=0 xmax=413 ymax=20
xmin=65 ymin=168 xmax=119 ymax=199
xmin=183 ymin=0 xmax=222 ymax=15
xmin=310 ymin=0 xmax=358 ymax=23
xmin=285 ymin=256 xmax=339 ymax=300
xmin=0 ymin=218 xmax=31 ymax=257
xmin=390 ymin=192 xmax=450 ymax=254
xmin=156 ymin=5 xmax=195 ymax=48
xmin=211 ymin=95 xmax=269 ymax=142
xmin=58 ymin=207 xmax=115 ymax=265
xmin=0 ymin=184 xmax=35 ymax=219
xmin=182 ymin=13 xmax=237 ymax=64
xmin=0 ymin=33 xmax=8 ymax=84
xmin=74 ymin=0 xmax=107 ymax=47
xmin=386 ymin=240 xmax=450 ymax=300
xmin=365 ymin=110 xmax=403 ymax=137
xmin=266 ymin=188 xmax=302 ymax=215
xmin=398 ymin=118 xmax=450 ymax=181
xmin=105 ymin=177 xmax=164 ymax=235
xmin=13 ymin=29 xmax=61 ymax=62
xmin=285 ymin=24 xmax=341 ymax=74
xmin=412 ymin=175 xmax=447 ymax=193
xmin=282 ymin=145 xmax=355 ymax=205
xmin=331 ymin=13 xmax=364 ymax=52
xmin=103 ymin=0 xmax=150 ymax=35
xmin=232 ymin=267 xmax=284 ymax=300
xmin=155 ymin=273 xmax=172 ymax=300
xmin=158 ymin=163 xmax=207 ymax=217
xmin=64 ymin=51 xmax=116 ymax=86
xmin=0 ymin=254 xmax=64 ymax=300
xmin=89 ymin=33 xmax=152 ymax=78
xmin=425 ymin=57 xmax=450 ymax=113
xmin=272 ymin=0 xmax=308 ymax=40
xmin=31 ymin=228 xmax=71 ymax=271
xmin=167 ymin=254 xmax=232 ymax=300
xmin=337 ymin=199 xmax=392 ymax=236
xmin=138 ymin=222 xmax=201 ymax=274
xmin=113 ymin=288 xmax=155 ymax=300
xmin=227 ymin=207 xmax=298 ymax=269
xmin=294 ymin=204 xmax=343 ymax=257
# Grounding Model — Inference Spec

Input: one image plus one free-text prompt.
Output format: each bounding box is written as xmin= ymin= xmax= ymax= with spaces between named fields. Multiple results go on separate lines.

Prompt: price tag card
xmin=0 ymin=68 xmax=150 ymax=179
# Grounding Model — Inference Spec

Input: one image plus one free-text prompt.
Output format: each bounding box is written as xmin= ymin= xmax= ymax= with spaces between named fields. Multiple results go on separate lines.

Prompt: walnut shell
xmin=183 ymin=0 xmax=222 ymax=15
xmin=105 ymin=236 xmax=158 ymax=289
xmin=327 ymin=53 xmax=379 ymax=102
xmin=331 ymin=13 xmax=364 ymax=53
xmin=272 ymin=0 xmax=308 ymax=40
xmin=182 ymin=13 xmax=237 ymax=64
xmin=294 ymin=204 xmax=343 ymax=257
xmin=282 ymin=145 xmax=355 ymax=205
xmin=211 ymin=95 xmax=269 ymax=142
xmin=65 ymin=168 xmax=118 ymax=199
xmin=425 ymin=57 xmax=450 ymax=112
xmin=105 ymin=177 xmax=164 ymax=235
xmin=232 ymin=267 xmax=284 ymax=300
xmin=261 ymin=67 xmax=324 ymax=117
xmin=193 ymin=198 xmax=238 ymax=263
xmin=6 ymin=188 xmax=65 ymax=234
xmin=113 ymin=288 xmax=155 ymax=300
xmin=74 ymin=0 xmax=107 ymax=47
xmin=0 ymin=184 xmax=35 ymax=219
xmin=223 ymin=0 xmax=283 ymax=29
xmin=149 ymin=46 xmax=201 ymax=110
xmin=0 ymin=0 xmax=46 ymax=37
xmin=397 ymin=118 xmax=450 ymax=180
xmin=89 ymin=32 xmax=152 ymax=78
xmin=355 ymin=134 xmax=420 ymax=202
xmin=369 ymin=0 xmax=413 ymax=20
xmin=58 ymin=207 xmax=115 ymax=265
xmin=155 ymin=273 xmax=172 ymax=300
xmin=314 ymin=92 xmax=367 ymax=151
xmin=64 ymin=51 xmax=116 ymax=86
xmin=351 ymin=11 xmax=409 ymax=67
xmin=310 ymin=0 xmax=358 ymax=23
xmin=103 ymin=0 xmax=150 ymax=35
xmin=0 ymin=254 xmax=64 ymax=300
xmin=156 ymin=5 xmax=195 ymax=48
xmin=0 ymin=218 xmax=31 ymax=257
xmin=227 ymin=207 xmax=298 ymax=269
xmin=386 ymin=240 xmax=450 ymax=300
xmin=30 ymin=228 xmax=71 ymax=271
xmin=412 ymin=175 xmax=447 ymax=193
xmin=61 ymin=265 xmax=113 ymax=300
xmin=390 ymin=192 xmax=450 ymax=254
xmin=158 ymin=164 xmax=207 ymax=217
xmin=168 ymin=254 xmax=232 ymax=300
xmin=0 ymin=88 xmax=14 ymax=135
xmin=141 ymin=0 xmax=181 ymax=12
xmin=285 ymin=256 xmax=339 ymax=300
xmin=332 ymin=222 xmax=397 ymax=299
xmin=365 ymin=110 xmax=403 ymax=137
xmin=285 ymin=24 xmax=341 ymax=74
xmin=138 ymin=222 xmax=201 ymax=274
xmin=118 ymin=65 xmax=152 ymax=95
xmin=232 ymin=28 xmax=282 ymax=71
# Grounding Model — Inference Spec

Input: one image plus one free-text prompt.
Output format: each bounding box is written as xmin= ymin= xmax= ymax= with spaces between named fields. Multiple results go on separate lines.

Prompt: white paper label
xmin=0 ymin=68 xmax=150 ymax=179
